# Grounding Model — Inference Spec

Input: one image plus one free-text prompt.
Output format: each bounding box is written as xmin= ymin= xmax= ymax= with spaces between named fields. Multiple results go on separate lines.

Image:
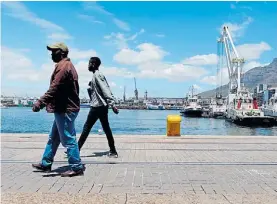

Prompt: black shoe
xmin=108 ymin=151 xmax=118 ymax=158
xmin=61 ymin=168 xmax=85 ymax=177
xmin=32 ymin=163 xmax=51 ymax=172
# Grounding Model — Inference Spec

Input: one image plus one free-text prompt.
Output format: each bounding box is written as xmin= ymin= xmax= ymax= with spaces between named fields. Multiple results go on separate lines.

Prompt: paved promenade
xmin=1 ymin=133 xmax=277 ymax=203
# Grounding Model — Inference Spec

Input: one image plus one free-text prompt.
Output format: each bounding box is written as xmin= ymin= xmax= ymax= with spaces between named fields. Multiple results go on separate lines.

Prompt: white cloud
xmin=241 ymin=6 xmax=253 ymax=11
xmin=114 ymin=43 xmax=168 ymax=65
xmin=193 ymin=84 xmax=202 ymax=90
xmin=47 ymin=33 xmax=73 ymax=41
xmin=182 ymin=54 xmax=218 ymax=66
xmin=83 ymin=2 xmax=130 ymax=31
xmin=236 ymin=42 xmax=271 ymax=60
xmin=220 ymin=17 xmax=253 ymax=40
xmin=136 ymin=63 xmax=207 ymax=82
xmin=110 ymin=82 xmax=117 ymax=87
xmin=83 ymin=2 xmax=113 ymax=16
xmin=2 ymin=2 xmax=72 ymax=40
xmin=243 ymin=61 xmax=270 ymax=72
xmin=230 ymin=4 xmax=236 ymax=9
xmin=156 ymin=34 xmax=165 ymax=38
xmin=201 ymin=67 xmax=229 ymax=86
xmin=1 ymin=46 xmax=39 ymax=81
xmin=104 ymin=29 xmax=145 ymax=49
xmin=70 ymin=48 xmax=97 ymax=60
xmin=201 ymin=76 xmax=217 ymax=85
xmin=113 ymin=18 xmax=130 ymax=31
xmin=78 ymin=14 xmax=105 ymax=25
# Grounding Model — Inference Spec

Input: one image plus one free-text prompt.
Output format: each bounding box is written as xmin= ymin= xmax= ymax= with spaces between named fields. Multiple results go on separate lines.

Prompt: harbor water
xmin=1 ymin=107 xmax=277 ymax=136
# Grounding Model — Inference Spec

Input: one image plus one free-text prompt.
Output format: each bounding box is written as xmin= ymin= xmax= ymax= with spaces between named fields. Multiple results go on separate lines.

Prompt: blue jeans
xmin=41 ymin=112 xmax=83 ymax=171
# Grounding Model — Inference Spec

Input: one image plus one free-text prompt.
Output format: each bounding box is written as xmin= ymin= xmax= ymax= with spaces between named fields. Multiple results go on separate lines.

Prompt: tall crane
xmin=123 ymin=86 xmax=126 ymax=102
xmin=144 ymin=90 xmax=148 ymax=100
xmin=218 ymin=26 xmax=245 ymax=94
xmin=134 ymin=77 xmax=138 ymax=100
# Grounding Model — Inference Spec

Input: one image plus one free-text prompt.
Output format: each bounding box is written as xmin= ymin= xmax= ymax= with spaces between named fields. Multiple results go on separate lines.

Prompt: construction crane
xmin=134 ymin=77 xmax=138 ymax=100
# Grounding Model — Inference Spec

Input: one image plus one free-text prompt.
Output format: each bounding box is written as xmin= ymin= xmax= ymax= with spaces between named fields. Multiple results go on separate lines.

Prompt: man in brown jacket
xmin=32 ymin=42 xmax=85 ymax=177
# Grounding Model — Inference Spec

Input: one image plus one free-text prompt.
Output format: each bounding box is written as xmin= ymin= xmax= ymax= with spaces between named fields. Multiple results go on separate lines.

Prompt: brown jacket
xmin=38 ymin=58 xmax=80 ymax=113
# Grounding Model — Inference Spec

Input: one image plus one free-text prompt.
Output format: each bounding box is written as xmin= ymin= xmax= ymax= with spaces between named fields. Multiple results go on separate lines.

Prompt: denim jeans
xmin=41 ymin=112 xmax=83 ymax=171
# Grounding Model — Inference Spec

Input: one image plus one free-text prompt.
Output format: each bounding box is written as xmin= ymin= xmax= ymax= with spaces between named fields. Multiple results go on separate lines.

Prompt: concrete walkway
xmin=1 ymin=134 xmax=277 ymax=203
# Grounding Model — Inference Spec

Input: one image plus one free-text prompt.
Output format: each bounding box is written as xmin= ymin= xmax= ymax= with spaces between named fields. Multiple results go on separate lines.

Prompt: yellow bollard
xmin=166 ymin=115 xmax=182 ymax=136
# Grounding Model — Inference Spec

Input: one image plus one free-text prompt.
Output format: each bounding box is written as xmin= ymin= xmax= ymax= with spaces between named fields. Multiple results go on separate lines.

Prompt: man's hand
xmin=112 ymin=106 xmax=119 ymax=114
xmin=32 ymin=101 xmax=41 ymax=112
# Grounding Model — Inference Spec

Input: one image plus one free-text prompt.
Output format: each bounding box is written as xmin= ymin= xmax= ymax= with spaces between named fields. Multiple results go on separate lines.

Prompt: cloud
xmin=77 ymin=14 xmax=105 ymax=25
xmin=47 ymin=33 xmax=73 ymax=41
xmin=156 ymin=34 xmax=165 ymax=38
xmin=182 ymin=54 xmax=218 ymax=66
xmin=230 ymin=4 xmax=236 ymax=9
xmin=104 ymin=29 xmax=145 ymax=49
xmin=241 ymin=6 xmax=253 ymax=11
xmin=236 ymin=42 xmax=271 ymax=60
xmin=110 ymin=82 xmax=117 ymax=87
xmin=201 ymin=76 xmax=217 ymax=85
xmin=136 ymin=62 xmax=207 ymax=82
xmin=2 ymin=2 xmax=72 ymax=40
xmin=220 ymin=17 xmax=253 ymax=40
xmin=83 ymin=2 xmax=113 ymax=16
xmin=201 ymin=67 xmax=229 ymax=86
xmin=70 ymin=48 xmax=97 ymax=60
xmin=1 ymin=46 xmax=131 ymax=97
xmin=193 ymin=84 xmax=202 ymax=90
xmin=1 ymin=46 xmax=39 ymax=81
xmin=243 ymin=61 xmax=270 ymax=72
xmin=113 ymin=18 xmax=130 ymax=31
xmin=113 ymin=43 xmax=168 ymax=65
xmin=83 ymin=2 xmax=130 ymax=31
xmin=112 ymin=42 xmax=207 ymax=82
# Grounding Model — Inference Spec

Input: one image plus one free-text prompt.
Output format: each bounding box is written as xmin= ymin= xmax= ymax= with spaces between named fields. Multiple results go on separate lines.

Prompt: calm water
xmin=1 ymin=107 xmax=277 ymax=136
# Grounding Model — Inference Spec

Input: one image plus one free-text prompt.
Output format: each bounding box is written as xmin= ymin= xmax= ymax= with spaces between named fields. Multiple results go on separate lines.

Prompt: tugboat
xmin=219 ymin=26 xmax=275 ymax=127
xmin=262 ymin=93 xmax=277 ymax=124
xmin=180 ymin=86 xmax=203 ymax=117
xmin=209 ymin=94 xmax=227 ymax=118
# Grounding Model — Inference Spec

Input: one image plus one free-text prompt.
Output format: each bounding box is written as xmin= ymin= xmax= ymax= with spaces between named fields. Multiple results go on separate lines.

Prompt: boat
xmin=219 ymin=26 xmax=275 ymax=127
xmin=226 ymin=88 xmax=275 ymax=126
xmin=262 ymin=93 xmax=277 ymax=123
xmin=209 ymin=94 xmax=227 ymax=118
xmin=180 ymin=86 xmax=203 ymax=117
xmin=0 ymin=103 xmax=8 ymax=109
xmin=146 ymin=103 xmax=165 ymax=110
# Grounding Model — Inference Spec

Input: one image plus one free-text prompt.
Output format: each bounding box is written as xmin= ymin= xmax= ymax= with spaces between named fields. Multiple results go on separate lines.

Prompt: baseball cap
xmin=47 ymin=42 xmax=69 ymax=52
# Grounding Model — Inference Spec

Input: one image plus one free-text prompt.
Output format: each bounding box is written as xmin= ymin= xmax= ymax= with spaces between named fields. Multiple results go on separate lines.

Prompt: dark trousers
xmin=78 ymin=106 xmax=116 ymax=152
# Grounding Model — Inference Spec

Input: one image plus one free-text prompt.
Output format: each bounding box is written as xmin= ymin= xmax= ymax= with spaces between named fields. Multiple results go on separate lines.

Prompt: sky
xmin=1 ymin=1 xmax=277 ymax=99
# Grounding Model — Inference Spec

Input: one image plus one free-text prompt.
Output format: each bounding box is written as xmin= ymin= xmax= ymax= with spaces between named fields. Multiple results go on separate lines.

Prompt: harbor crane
xmin=123 ymin=86 xmax=126 ymax=102
xmin=134 ymin=77 xmax=138 ymax=100
xmin=219 ymin=26 xmax=275 ymax=126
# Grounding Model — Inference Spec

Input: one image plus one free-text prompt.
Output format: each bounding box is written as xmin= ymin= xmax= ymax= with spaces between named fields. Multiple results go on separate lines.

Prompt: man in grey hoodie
xmin=78 ymin=57 xmax=119 ymax=158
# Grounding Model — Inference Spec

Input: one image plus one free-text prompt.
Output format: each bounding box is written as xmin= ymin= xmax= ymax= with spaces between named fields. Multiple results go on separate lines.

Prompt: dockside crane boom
xmin=134 ymin=77 xmax=138 ymax=100
xmin=218 ymin=26 xmax=245 ymax=94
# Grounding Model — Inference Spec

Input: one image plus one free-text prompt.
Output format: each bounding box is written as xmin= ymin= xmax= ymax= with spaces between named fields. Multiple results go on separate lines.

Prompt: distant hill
xmin=199 ymin=58 xmax=277 ymax=98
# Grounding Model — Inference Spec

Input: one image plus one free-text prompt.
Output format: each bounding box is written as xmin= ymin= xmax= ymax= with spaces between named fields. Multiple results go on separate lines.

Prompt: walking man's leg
xmin=55 ymin=112 xmax=84 ymax=177
xmin=32 ymin=121 xmax=60 ymax=172
xmin=99 ymin=106 xmax=118 ymax=158
xmin=78 ymin=107 xmax=98 ymax=150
